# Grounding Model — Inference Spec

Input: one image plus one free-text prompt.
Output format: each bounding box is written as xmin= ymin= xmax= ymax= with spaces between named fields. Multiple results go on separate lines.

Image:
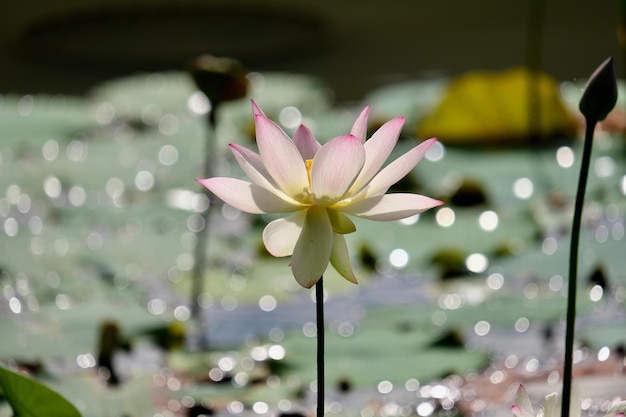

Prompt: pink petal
xmin=293 ymin=124 xmax=321 ymax=160
xmin=196 ymin=177 xmax=302 ymax=214
xmin=362 ymin=138 xmax=437 ymax=198
xmin=350 ymin=106 xmax=370 ymax=142
xmin=310 ymin=134 xmax=365 ymax=205
xmin=342 ymin=193 xmax=443 ymax=221
xmin=251 ymin=99 xmax=266 ymax=117
xmin=349 ymin=116 xmax=405 ymax=194
xmin=291 ymin=206 xmax=333 ymax=288
xmin=255 ymin=115 xmax=310 ymax=200
xmin=262 ymin=211 xmax=306 ymax=257
xmin=229 ymin=144 xmax=301 ymax=206
xmin=330 ymin=233 xmax=358 ymax=284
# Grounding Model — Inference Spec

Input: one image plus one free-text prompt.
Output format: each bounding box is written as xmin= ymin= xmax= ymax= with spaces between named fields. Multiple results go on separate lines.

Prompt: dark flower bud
xmin=189 ymin=55 xmax=249 ymax=106
xmin=579 ymin=57 xmax=618 ymax=121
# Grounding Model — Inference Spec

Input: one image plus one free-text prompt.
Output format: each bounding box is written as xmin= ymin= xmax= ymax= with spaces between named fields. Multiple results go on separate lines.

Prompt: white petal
xmin=328 ymin=209 xmax=356 ymax=234
xmin=514 ymin=385 xmax=535 ymax=417
xmin=255 ymin=115 xmax=310 ymax=199
xmin=349 ymin=116 xmax=405 ymax=194
xmin=543 ymin=392 xmax=559 ymax=417
xmin=342 ymin=193 xmax=443 ymax=221
xmin=362 ymin=138 xmax=437 ymax=198
xmin=310 ymin=134 xmax=365 ymax=205
xmin=293 ymin=124 xmax=321 ymax=160
xmin=291 ymin=206 xmax=333 ymax=288
xmin=196 ymin=177 xmax=302 ymax=214
xmin=262 ymin=211 xmax=306 ymax=257
xmin=350 ymin=106 xmax=370 ymax=142
xmin=229 ymin=144 xmax=274 ymax=188
xmin=605 ymin=401 xmax=626 ymax=416
xmin=330 ymin=233 xmax=358 ymax=284
xmin=569 ymin=385 xmax=581 ymax=417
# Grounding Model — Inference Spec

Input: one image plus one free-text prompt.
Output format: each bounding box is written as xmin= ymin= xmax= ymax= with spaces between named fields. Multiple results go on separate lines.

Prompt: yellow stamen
xmin=305 ymin=159 xmax=313 ymax=186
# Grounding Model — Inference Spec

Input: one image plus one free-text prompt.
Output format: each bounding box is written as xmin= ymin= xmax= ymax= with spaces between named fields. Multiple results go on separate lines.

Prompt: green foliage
xmin=0 ymin=365 xmax=81 ymax=417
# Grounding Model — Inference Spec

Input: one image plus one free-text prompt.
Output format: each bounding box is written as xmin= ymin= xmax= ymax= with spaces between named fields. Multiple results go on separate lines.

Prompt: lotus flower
xmin=512 ymin=385 xmax=566 ymax=417
xmin=196 ymin=101 xmax=443 ymax=288
xmin=512 ymin=385 xmax=626 ymax=417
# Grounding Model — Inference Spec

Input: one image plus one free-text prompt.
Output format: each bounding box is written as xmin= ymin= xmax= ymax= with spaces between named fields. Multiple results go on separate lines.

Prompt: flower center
xmin=305 ymin=159 xmax=313 ymax=187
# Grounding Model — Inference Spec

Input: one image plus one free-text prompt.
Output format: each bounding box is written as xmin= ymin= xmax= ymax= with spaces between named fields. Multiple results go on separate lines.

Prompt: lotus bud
xmin=189 ymin=55 xmax=249 ymax=106
xmin=579 ymin=57 xmax=618 ymax=121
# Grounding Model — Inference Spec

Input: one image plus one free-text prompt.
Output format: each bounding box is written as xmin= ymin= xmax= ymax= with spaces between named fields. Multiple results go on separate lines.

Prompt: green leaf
xmin=0 ymin=365 xmax=81 ymax=417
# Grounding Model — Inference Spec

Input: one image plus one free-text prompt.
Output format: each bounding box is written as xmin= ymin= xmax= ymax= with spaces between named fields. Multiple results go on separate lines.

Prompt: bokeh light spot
xmin=556 ymin=146 xmax=574 ymax=168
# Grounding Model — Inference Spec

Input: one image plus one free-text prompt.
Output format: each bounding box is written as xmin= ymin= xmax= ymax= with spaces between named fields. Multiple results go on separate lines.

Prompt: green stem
xmin=191 ymin=106 xmax=218 ymax=346
xmin=561 ymin=118 xmax=596 ymax=417
xmin=315 ymin=277 xmax=325 ymax=417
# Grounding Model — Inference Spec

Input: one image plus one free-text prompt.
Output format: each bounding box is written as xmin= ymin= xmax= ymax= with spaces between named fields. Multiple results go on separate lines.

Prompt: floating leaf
xmin=418 ymin=68 xmax=578 ymax=145
xmin=0 ymin=365 xmax=81 ymax=417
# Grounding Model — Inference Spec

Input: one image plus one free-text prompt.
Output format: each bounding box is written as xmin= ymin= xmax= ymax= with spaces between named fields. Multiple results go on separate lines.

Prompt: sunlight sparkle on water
xmin=43 ymin=176 xmax=62 ymax=199
xmin=42 ymin=139 xmax=59 ymax=161
xmin=594 ymin=156 xmax=615 ymax=178
xmin=228 ymin=401 xmax=245 ymax=414
xmin=148 ymin=298 xmax=167 ymax=315
xmin=417 ymin=402 xmax=434 ymax=417
xmin=67 ymin=140 xmax=88 ymax=162
xmin=556 ymin=146 xmax=574 ymax=168
xmin=259 ymin=295 xmax=277 ymax=311
xmin=541 ymin=237 xmax=558 ymax=255
xmin=389 ymin=249 xmax=409 ymax=268
xmin=549 ymin=275 xmax=563 ymax=292
xmin=174 ymin=305 xmax=190 ymax=321
xmin=95 ymin=102 xmax=115 ymax=125
xmin=466 ymin=253 xmax=488 ymax=273
xmin=135 ymin=170 xmax=154 ymax=191
xmin=513 ymin=177 xmax=534 ymax=200
xmin=589 ymin=284 xmax=603 ymax=302
xmin=597 ymin=346 xmax=610 ymax=361
xmin=68 ymin=186 xmax=86 ymax=206
xmin=474 ymin=320 xmax=490 ymax=336
xmin=436 ymin=207 xmax=455 ymax=227
xmin=187 ymin=91 xmax=211 ymax=116
xmin=377 ymin=380 xmax=393 ymax=394
xmin=514 ymin=317 xmax=530 ymax=332
xmin=9 ymin=297 xmax=21 ymax=313
xmin=486 ymin=273 xmax=504 ymax=290
xmin=158 ymin=114 xmax=179 ymax=135
xmin=425 ymin=141 xmax=445 ymax=162
xmin=478 ymin=210 xmax=498 ymax=231
xmin=279 ymin=106 xmax=302 ymax=129
xmin=76 ymin=353 xmax=96 ymax=369
xmin=253 ymin=401 xmax=269 ymax=414
xmin=158 ymin=145 xmax=179 ymax=166
xmin=3 ymin=217 xmax=18 ymax=237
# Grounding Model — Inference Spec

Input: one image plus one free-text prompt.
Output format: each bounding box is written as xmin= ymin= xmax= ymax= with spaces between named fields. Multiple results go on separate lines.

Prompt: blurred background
xmin=1 ymin=1 xmax=626 ymax=417
xmin=0 ymin=0 xmax=621 ymax=101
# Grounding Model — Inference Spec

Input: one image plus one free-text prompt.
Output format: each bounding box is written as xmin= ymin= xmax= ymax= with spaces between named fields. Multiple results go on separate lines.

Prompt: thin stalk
xmin=561 ymin=119 xmax=596 ymax=417
xmin=315 ymin=277 xmax=325 ymax=417
xmin=191 ymin=107 xmax=218 ymax=346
